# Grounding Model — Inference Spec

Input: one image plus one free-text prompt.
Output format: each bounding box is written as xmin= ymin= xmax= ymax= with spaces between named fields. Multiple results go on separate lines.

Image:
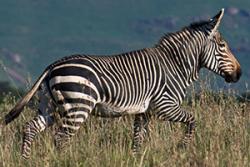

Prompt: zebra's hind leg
xmin=22 ymin=116 xmax=54 ymax=159
xmin=132 ymin=113 xmax=150 ymax=154
xmin=22 ymin=84 xmax=55 ymax=159
xmin=22 ymin=115 xmax=47 ymax=159
xmin=54 ymin=108 xmax=90 ymax=151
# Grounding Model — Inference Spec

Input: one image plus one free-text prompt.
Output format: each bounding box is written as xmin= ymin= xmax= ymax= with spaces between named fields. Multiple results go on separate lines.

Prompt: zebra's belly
xmin=92 ymin=99 xmax=151 ymax=117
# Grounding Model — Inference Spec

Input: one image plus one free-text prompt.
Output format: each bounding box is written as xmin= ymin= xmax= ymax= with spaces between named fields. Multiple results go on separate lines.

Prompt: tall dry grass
xmin=0 ymin=88 xmax=249 ymax=167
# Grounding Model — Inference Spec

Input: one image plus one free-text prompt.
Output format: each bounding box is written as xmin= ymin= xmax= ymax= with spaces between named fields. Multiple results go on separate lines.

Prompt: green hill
xmin=0 ymin=1 xmax=249 ymax=91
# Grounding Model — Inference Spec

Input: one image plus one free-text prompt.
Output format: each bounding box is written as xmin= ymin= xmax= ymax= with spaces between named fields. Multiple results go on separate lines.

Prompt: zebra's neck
xmin=155 ymin=28 xmax=206 ymax=87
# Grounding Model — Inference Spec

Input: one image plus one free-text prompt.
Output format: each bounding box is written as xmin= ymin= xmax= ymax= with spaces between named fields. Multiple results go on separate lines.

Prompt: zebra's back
xmin=46 ymin=50 xmax=164 ymax=115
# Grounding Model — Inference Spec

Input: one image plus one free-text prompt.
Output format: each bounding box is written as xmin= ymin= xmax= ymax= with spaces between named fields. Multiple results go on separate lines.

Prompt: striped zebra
xmin=1 ymin=9 xmax=241 ymax=158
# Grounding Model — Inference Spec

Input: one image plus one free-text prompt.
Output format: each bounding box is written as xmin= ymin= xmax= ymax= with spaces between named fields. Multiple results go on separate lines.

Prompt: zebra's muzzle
xmin=224 ymin=68 xmax=242 ymax=83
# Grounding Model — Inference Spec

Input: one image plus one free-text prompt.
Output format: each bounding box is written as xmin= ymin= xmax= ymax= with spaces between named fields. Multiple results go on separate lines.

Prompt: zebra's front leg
xmin=22 ymin=84 xmax=55 ymax=159
xmin=132 ymin=113 xmax=150 ymax=154
xmin=185 ymin=113 xmax=195 ymax=146
xmin=177 ymin=110 xmax=195 ymax=147
xmin=157 ymin=108 xmax=195 ymax=147
xmin=54 ymin=110 xmax=89 ymax=151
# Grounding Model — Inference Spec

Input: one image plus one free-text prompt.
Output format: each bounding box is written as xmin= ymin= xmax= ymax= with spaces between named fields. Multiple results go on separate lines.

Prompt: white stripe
xmin=66 ymin=118 xmax=84 ymax=122
xmin=60 ymin=103 xmax=92 ymax=111
xmin=67 ymin=111 xmax=89 ymax=118
xmin=50 ymin=75 xmax=100 ymax=100
xmin=37 ymin=116 xmax=46 ymax=131
xmin=62 ymin=124 xmax=80 ymax=130
xmin=52 ymin=63 xmax=103 ymax=96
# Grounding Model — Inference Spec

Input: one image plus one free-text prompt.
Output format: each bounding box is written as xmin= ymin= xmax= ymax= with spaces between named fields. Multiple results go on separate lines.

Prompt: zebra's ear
xmin=208 ymin=8 xmax=224 ymax=38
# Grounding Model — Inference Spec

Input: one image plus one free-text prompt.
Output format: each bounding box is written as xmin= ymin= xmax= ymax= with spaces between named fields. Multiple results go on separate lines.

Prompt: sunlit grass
xmin=0 ymin=89 xmax=249 ymax=167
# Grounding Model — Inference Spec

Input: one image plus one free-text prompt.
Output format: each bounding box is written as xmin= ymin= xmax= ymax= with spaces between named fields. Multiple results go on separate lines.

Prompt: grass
xmin=0 ymin=89 xmax=249 ymax=167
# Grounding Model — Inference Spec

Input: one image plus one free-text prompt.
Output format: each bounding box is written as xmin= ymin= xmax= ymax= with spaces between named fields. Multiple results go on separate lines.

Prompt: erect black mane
xmin=188 ymin=20 xmax=210 ymax=29
xmin=157 ymin=19 xmax=211 ymax=45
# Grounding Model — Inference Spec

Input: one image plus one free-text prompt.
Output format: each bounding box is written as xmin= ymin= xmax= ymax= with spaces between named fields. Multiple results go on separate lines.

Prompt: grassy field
xmin=0 ymin=88 xmax=249 ymax=167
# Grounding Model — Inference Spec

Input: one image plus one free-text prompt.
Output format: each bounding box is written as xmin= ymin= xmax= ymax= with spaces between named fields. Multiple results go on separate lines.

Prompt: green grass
xmin=0 ymin=90 xmax=249 ymax=167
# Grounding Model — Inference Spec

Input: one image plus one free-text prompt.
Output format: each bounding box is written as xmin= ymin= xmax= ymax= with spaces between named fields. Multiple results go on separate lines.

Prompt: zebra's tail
xmin=2 ymin=69 xmax=50 ymax=125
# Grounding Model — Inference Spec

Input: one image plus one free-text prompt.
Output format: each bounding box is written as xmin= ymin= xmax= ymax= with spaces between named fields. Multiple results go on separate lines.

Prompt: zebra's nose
xmin=225 ymin=67 xmax=241 ymax=83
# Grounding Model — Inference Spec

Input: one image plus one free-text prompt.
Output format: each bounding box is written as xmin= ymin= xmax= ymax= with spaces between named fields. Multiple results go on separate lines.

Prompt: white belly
xmin=94 ymin=98 xmax=151 ymax=116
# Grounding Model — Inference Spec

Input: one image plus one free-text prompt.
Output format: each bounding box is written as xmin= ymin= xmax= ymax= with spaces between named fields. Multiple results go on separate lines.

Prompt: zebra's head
xmin=200 ymin=9 xmax=241 ymax=83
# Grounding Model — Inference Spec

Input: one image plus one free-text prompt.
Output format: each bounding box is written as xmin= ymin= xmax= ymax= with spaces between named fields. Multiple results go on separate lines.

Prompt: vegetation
xmin=0 ymin=85 xmax=249 ymax=167
xmin=0 ymin=81 xmax=24 ymax=103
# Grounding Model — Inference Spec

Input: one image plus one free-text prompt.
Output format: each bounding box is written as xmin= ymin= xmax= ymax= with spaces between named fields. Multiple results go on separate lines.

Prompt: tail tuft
xmin=4 ymin=69 xmax=50 ymax=125
xmin=5 ymin=104 xmax=25 ymax=125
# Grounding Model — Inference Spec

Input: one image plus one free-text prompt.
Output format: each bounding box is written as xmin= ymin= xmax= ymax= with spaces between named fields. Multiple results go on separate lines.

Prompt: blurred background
xmin=0 ymin=0 xmax=249 ymax=95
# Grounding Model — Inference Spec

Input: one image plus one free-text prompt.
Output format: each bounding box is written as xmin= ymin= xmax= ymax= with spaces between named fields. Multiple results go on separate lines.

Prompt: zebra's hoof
xmin=21 ymin=142 xmax=32 ymax=159
xmin=132 ymin=151 xmax=142 ymax=158
xmin=177 ymin=142 xmax=187 ymax=150
xmin=54 ymin=133 xmax=70 ymax=151
xmin=22 ymin=152 xmax=31 ymax=159
xmin=21 ymin=123 xmax=32 ymax=159
xmin=131 ymin=147 xmax=143 ymax=157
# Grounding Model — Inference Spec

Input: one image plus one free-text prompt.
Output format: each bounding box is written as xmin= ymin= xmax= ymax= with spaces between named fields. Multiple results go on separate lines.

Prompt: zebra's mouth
xmin=225 ymin=76 xmax=237 ymax=83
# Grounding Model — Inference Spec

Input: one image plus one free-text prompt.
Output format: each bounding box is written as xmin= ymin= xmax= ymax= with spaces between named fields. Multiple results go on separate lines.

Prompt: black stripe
xmin=65 ymin=112 xmax=88 ymax=119
xmin=57 ymin=98 xmax=94 ymax=106
xmin=49 ymin=55 xmax=93 ymax=69
xmin=50 ymin=66 xmax=92 ymax=77
xmin=50 ymin=66 xmax=103 ymax=96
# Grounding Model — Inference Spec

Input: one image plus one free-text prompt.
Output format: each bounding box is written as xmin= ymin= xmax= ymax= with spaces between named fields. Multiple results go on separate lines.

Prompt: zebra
xmin=1 ymin=9 xmax=241 ymax=159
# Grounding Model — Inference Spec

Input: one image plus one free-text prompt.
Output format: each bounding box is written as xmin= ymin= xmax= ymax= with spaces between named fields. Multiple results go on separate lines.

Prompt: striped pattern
xmin=4 ymin=9 xmax=241 ymax=159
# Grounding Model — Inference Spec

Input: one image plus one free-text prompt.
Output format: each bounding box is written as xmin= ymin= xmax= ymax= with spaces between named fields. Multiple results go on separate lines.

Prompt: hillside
xmin=0 ymin=1 xmax=249 ymax=91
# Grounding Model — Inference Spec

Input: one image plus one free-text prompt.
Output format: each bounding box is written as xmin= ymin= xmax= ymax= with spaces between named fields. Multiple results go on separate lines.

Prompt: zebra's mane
xmin=188 ymin=20 xmax=210 ymax=29
xmin=158 ymin=19 xmax=210 ymax=45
